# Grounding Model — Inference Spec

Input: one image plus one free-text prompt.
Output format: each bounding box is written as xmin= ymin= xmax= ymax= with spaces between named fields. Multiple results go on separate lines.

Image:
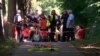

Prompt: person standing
xmin=14 ymin=10 xmax=23 ymax=23
xmin=66 ymin=10 xmax=75 ymax=41
xmin=14 ymin=10 xmax=23 ymax=42
xmin=61 ymin=10 xmax=69 ymax=42
xmin=39 ymin=11 xmax=48 ymax=42
xmin=49 ymin=10 xmax=60 ymax=42
xmin=34 ymin=10 xmax=39 ymax=23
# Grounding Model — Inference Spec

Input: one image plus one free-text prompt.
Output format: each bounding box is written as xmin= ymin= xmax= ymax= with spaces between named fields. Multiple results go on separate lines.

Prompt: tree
xmin=38 ymin=0 xmax=61 ymax=14
xmin=17 ymin=0 xmax=31 ymax=15
xmin=58 ymin=0 xmax=100 ymax=27
xmin=8 ymin=0 xmax=16 ymax=23
xmin=2 ymin=0 xmax=6 ymax=15
xmin=0 ymin=3 xmax=5 ymax=41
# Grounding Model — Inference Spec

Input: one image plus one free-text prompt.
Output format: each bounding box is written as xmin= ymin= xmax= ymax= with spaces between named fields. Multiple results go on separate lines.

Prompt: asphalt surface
xmin=12 ymin=42 xmax=83 ymax=56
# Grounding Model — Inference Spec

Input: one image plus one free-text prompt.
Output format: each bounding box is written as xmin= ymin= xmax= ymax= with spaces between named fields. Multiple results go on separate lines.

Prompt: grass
xmin=71 ymin=34 xmax=100 ymax=56
xmin=71 ymin=36 xmax=100 ymax=47
xmin=0 ymin=38 xmax=17 ymax=56
xmin=28 ymin=48 xmax=60 ymax=52
xmin=71 ymin=24 xmax=100 ymax=56
xmin=71 ymin=26 xmax=100 ymax=47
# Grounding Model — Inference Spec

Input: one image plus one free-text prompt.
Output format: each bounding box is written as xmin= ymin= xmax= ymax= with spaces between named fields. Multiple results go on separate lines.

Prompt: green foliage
xmin=0 ymin=38 xmax=17 ymax=56
xmin=58 ymin=0 xmax=100 ymax=27
xmin=24 ymin=0 xmax=100 ymax=46
xmin=31 ymin=0 xmax=62 ymax=15
xmin=81 ymin=1 xmax=100 ymax=26
xmin=28 ymin=48 xmax=60 ymax=52
xmin=59 ymin=0 xmax=100 ymax=46
xmin=72 ymin=16 xmax=100 ymax=46
xmin=72 ymin=20 xmax=100 ymax=46
xmin=58 ymin=0 xmax=88 ymax=26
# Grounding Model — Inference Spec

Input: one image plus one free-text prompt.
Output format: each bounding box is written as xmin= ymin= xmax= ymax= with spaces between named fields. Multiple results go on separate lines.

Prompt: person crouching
xmin=21 ymin=24 xmax=30 ymax=42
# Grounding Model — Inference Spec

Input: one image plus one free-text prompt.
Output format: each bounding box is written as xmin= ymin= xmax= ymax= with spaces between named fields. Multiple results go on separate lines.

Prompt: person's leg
xmin=29 ymin=31 xmax=34 ymax=41
xmin=66 ymin=28 xmax=75 ymax=41
xmin=44 ymin=31 xmax=49 ymax=42
xmin=58 ymin=34 xmax=61 ymax=41
xmin=16 ymin=25 xmax=21 ymax=42
xmin=71 ymin=33 xmax=75 ymax=41
xmin=70 ymin=28 xmax=75 ymax=41
xmin=48 ymin=32 xmax=51 ymax=41
xmin=62 ymin=32 xmax=66 ymax=42
xmin=66 ymin=36 xmax=70 ymax=42
xmin=66 ymin=32 xmax=70 ymax=42
xmin=44 ymin=37 xmax=48 ymax=42
xmin=41 ymin=37 xmax=44 ymax=42
xmin=62 ymin=26 xmax=66 ymax=42
xmin=50 ymin=33 xmax=55 ymax=41
xmin=50 ymin=27 xmax=55 ymax=42
xmin=66 ymin=28 xmax=71 ymax=42
xmin=19 ymin=34 xmax=23 ymax=42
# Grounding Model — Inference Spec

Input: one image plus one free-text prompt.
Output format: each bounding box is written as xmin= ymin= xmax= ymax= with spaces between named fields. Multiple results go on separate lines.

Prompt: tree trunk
xmin=2 ymin=0 xmax=6 ymax=15
xmin=17 ymin=0 xmax=31 ymax=16
xmin=7 ymin=0 xmax=16 ymax=38
xmin=8 ymin=0 xmax=16 ymax=23
xmin=0 ymin=8 xmax=5 ymax=41
xmin=0 ymin=18 xmax=4 ymax=41
xmin=17 ymin=0 xmax=25 ymax=16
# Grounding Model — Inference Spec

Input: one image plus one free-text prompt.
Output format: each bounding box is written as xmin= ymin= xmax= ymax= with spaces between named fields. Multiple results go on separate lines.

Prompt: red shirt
xmin=77 ymin=29 xmax=85 ymax=39
xmin=39 ymin=19 xmax=47 ymax=29
xmin=22 ymin=28 xmax=30 ymax=38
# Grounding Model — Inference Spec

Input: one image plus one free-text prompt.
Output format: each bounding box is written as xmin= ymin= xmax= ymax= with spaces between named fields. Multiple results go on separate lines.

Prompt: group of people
xmin=12 ymin=9 xmax=85 ymax=42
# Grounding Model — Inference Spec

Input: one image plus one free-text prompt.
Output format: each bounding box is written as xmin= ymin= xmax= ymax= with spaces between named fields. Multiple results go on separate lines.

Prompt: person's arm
xmin=47 ymin=15 xmax=51 ymax=22
xmin=14 ymin=16 xmax=16 ymax=23
xmin=61 ymin=15 xmax=64 ymax=24
xmin=69 ymin=14 xmax=74 ymax=22
xmin=75 ymin=30 xmax=80 ymax=39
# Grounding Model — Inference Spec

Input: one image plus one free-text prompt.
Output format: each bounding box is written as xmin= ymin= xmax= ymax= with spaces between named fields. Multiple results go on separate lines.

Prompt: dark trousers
xmin=62 ymin=25 xmax=66 ymax=41
xmin=66 ymin=28 xmax=75 ymax=41
xmin=16 ymin=22 xmax=23 ymax=42
xmin=16 ymin=25 xmax=21 ymax=42
xmin=50 ymin=26 xmax=55 ymax=41
xmin=62 ymin=27 xmax=75 ymax=41
xmin=29 ymin=31 xmax=34 ymax=40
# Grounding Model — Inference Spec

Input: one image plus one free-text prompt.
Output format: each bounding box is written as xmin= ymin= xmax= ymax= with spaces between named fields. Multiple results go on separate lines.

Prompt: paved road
xmin=12 ymin=42 xmax=83 ymax=56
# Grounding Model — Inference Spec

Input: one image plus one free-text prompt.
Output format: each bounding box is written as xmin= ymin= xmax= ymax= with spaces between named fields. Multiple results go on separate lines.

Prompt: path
xmin=12 ymin=42 xmax=83 ymax=56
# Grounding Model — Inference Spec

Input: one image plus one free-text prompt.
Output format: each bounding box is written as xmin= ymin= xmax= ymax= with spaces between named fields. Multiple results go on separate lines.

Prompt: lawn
xmin=0 ymin=39 xmax=17 ymax=56
xmin=28 ymin=48 xmax=60 ymax=52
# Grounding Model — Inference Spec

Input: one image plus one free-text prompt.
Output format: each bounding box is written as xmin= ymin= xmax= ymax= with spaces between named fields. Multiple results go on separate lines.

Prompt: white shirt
xmin=55 ymin=15 xmax=59 ymax=20
xmin=14 ymin=14 xmax=22 ymax=22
